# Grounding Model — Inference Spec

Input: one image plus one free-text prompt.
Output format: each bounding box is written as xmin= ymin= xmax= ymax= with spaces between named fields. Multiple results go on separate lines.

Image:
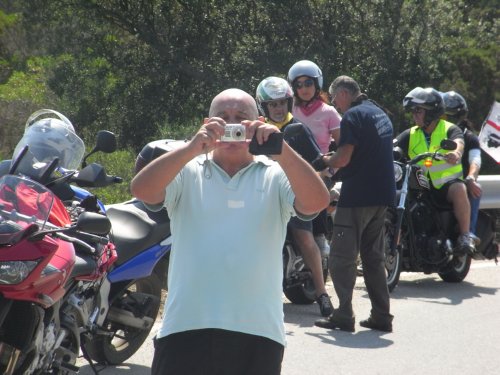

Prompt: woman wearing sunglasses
xmin=287 ymin=60 xmax=341 ymax=155
xmin=287 ymin=60 xmax=342 ymax=276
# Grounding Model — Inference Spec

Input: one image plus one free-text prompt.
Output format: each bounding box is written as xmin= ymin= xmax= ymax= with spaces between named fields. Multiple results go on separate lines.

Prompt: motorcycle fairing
xmin=107 ymin=242 xmax=170 ymax=283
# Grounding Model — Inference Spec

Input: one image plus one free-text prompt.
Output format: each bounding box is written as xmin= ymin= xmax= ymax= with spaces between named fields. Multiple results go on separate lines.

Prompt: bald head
xmin=209 ymin=88 xmax=259 ymax=120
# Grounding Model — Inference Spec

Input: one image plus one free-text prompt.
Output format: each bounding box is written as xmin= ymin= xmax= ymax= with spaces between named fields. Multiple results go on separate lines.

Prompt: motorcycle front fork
xmin=0 ymin=343 xmax=21 ymax=375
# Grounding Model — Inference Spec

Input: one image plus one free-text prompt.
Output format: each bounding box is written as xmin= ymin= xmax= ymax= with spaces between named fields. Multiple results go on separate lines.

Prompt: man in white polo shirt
xmin=131 ymin=88 xmax=329 ymax=375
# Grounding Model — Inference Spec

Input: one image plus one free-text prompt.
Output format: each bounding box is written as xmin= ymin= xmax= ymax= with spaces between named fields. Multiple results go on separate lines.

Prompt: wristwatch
xmin=465 ymin=175 xmax=476 ymax=183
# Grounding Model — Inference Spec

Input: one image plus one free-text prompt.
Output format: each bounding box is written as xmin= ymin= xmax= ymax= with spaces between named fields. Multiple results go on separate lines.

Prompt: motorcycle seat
xmin=105 ymin=199 xmax=171 ymax=267
xmin=70 ymin=253 xmax=97 ymax=279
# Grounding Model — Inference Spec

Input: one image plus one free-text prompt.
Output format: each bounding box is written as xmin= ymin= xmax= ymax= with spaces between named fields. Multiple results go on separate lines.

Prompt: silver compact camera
xmin=221 ymin=124 xmax=246 ymax=142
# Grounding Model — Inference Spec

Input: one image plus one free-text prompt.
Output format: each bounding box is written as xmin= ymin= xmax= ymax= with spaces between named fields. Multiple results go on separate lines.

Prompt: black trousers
xmin=151 ymin=329 xmax=284 ymax=375
xmin=329 ymin=206 xmax=392 ymax=322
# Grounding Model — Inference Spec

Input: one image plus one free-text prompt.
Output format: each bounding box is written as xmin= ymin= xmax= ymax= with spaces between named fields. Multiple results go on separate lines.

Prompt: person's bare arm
xmin=323 ymin=144 xmax=354 ymax=169
xmin=275 ymin=142 xmax=330 ymax=215
xmin=247 ymin=120 xmax=329 ymax=215
xmin=444 ymin=138 xmax=465 ymax=165
xmin=331 ymin=127 xmax=341 ymax=146
xmin=465 ymin=148 xmax=482 ymax=198
xmin=131 ymin=120 xmax=224 ymax=205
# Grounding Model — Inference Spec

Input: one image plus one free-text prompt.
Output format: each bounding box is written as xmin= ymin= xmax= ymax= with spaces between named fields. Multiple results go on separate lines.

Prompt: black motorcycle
xmin=282 ymin=204 xmax=336 ymax=304
xmin=384 ymin=139 xmax=499 ymax=292
xmin=282 ymin=234 xmax=330 ymax=304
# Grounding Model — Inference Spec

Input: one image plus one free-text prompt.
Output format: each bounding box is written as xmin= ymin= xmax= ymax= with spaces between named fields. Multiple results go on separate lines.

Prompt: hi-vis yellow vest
xmin=408 ymin=119 xmax=463 ymax=189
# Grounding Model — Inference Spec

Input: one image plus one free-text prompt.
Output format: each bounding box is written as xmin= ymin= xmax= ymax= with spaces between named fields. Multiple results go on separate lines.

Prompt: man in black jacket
xmin=315 ymin=76 xmax=395 ymax=332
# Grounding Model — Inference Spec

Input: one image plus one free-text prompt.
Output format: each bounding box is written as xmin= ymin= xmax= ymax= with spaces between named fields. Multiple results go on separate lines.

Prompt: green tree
xmin=0 ymin=0 xmax=497 ymax=156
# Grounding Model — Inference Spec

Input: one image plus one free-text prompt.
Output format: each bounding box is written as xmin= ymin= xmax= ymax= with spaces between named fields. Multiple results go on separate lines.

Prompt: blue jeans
xmin=469 ymin=193 xmax=481 ymax=234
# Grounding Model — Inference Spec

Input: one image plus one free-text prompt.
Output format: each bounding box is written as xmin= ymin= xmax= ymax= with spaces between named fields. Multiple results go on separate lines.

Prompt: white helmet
xmin=255 ymin=77 xmax=293 ymax=117
xmin=13 ymin=109 xmax=85 ymax=171
xmin=287 ymin=60 xmax=323 ymax=90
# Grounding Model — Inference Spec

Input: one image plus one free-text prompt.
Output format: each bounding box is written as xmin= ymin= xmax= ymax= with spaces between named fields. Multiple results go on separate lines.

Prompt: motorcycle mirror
xmin=440 ymin=139 xmax=457 ymax=151
xmin=95 ymin=130 xmax=117 ymax=154
xmin=82 ymin=130 xmax=117 ymax=168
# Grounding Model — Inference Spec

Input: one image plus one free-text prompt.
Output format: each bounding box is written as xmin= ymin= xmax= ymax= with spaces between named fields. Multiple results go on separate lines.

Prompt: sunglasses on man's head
xmin=293 ymin=78 xmax=315 ymax=90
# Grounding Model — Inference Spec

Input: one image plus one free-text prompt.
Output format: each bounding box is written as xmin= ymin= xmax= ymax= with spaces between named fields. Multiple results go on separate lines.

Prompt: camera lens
xmin=235 ymin=130 xmax=242 ymax=137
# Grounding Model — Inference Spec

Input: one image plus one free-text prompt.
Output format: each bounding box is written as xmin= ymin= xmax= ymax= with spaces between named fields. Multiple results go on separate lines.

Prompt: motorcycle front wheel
xmin=283 ymin=277 xmax=317 ymax=304
xmin=283 ymin=247 xmax=328 ymax=304
xmin=384 ymin=211 xmax=402 ymax=292
xmin=438 ymin=254 xmax=471 ymax=282
xmin=283 ymin=262 xmax=329 ymax=304
xmin=83 ymin=272 xmax=162 ymax=365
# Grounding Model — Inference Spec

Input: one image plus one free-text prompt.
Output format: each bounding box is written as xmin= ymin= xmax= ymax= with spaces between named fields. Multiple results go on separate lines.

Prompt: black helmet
xmin=135 ymin=139 xmax=188 ymax=174
xmin=442 ymin=91 xmax=468 ymax=120
xmin=403 ymin=87 xmax=444 ymax=126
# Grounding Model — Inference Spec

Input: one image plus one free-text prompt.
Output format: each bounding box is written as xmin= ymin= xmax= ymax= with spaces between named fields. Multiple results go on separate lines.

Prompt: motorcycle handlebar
xmin=56 ymin=232 xmax=96 ymax=254
xmin=73 ymin=230 xmax=110 ymax=245
xmin=409 ymin=152 xmax=446 ymax=165
xmin=71 ymin=163 xmax=123 ymax=188
xmin=107 ymin=175 xmax=122 ymax=184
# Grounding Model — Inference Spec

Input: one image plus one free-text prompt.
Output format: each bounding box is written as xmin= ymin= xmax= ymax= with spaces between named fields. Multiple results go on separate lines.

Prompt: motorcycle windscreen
xmin=0 ymin=175 xmax=55 ymax=230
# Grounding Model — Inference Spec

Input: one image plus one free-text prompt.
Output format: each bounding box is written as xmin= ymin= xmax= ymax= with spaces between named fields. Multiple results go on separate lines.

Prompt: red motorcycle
xmin=0 ymin=174 xmax=116 ymax=374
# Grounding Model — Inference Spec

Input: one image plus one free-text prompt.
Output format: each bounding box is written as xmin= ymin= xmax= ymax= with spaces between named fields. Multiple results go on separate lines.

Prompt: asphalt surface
xmin=77 ymin=260 xmax=500 ymax=375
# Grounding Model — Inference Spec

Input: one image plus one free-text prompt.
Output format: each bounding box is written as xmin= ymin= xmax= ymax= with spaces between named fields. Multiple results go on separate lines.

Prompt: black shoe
xmin=314 ymin=313 xmax=355 ymax=332
xmin=359 ymin=316 xmax=393 ymax=332
xmin=316 ymin=293 xmax=333 ymax=317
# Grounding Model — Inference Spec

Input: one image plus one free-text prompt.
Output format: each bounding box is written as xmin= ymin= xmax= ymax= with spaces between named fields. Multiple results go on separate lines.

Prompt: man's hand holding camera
xmin=189 ymin=118 xmax=226 ymax=155
xmin=190 ymin=118 xmax=284 ymax=156
xmin=244 ymin=120 xmax=284 ymax=156
xmin=243 ymin=120 xmax=279 ymax=145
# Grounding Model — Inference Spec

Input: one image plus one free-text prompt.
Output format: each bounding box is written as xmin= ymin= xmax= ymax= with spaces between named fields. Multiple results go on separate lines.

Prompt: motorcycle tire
xmin=438 ymin=254 xmax=471 ymax=282
xmin=384 ymin=210 xmax=402 ymax=292
xmin=283 ymin=260 xmax=328 ymax=305
xmin=83 ymin=271 xmax=163 ymax=365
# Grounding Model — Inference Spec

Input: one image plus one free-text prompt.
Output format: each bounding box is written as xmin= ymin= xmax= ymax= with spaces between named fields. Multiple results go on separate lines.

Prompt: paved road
xmin=77 ymin=260 xmax=500 ymax=375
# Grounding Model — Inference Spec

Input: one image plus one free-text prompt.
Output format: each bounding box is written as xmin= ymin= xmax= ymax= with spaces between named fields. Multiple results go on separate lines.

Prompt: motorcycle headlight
xmin=394 ymin=163 xmax=403 ymax=182
xmin=0 ymin=260 xmax=39 ymax=284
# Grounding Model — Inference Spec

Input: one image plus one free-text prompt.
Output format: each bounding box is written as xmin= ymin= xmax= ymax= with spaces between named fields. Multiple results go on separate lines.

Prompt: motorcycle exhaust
xmin=106 ymin=307 xmax=154 ymax=330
